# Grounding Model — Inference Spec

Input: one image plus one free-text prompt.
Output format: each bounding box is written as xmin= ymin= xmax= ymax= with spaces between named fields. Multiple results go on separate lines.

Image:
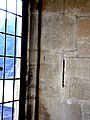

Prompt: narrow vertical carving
xmin=62 ymin=59 xmax=65 ymax=88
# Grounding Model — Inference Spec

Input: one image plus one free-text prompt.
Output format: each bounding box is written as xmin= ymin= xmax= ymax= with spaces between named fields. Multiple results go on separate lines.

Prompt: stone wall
xmin=38 ymin=0 xmax=90 ymax=120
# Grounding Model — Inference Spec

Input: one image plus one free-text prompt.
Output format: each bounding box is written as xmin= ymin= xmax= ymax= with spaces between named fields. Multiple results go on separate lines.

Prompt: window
xmin=0 ymin=0 xmax=22 ymax=119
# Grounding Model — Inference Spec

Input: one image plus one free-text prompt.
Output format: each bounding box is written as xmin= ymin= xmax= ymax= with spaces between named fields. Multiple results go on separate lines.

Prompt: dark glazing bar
xmin=12 ymin=1 xmax=17 ymax=118
xmin=0 ymin=7 xmax=22 ymax=17
xmin=2 ymin=0 xmax=7 ymax=119
xmin=0 ymin=31 xmax=22 ymax=38
xmin=0 ymin=99 xmax=19 ymax=105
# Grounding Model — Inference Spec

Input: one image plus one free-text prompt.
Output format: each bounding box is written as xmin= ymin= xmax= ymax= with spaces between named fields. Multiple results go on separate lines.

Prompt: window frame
xmin=19 ymin=0 xmax=29 ymax=120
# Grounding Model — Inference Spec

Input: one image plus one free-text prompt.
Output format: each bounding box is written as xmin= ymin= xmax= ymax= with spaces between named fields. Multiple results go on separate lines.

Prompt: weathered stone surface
xmin=28 ymin=1 xmax=90 ymax=119
xmin=42 ymin=0 xmax=63 ymax=12
xmin=29 ymin=50 xmax=37 ymax=65
xmin=41 ymin=14 xmax=76 ymax=51
xmin=39 ymin=97 xmax=62 ymax=120
xmin=40 ymin=51 xmax=62 ymax=64
xmin=65 ymin=58 xmax=90 ymax=100
xmin=39 ymin=84 xmax=62 ymax=120
xmin=40 ymin=79 xmax=61 ymax=99
xmin=65 ymin=0 xmax=90 ymax=16
xmin=39 ymin=102 xmax=51 ymax=120
xmin=83 ymin=104 xmax=90 ymax=114
xmin=61 ymin=103 xmax=82 ymax=120
xmin=30 ymin=13 xmax=38 ymax=50
xmin=77 ymin=41 xmax=90 ymax=57
xmin=84 ymin=113 xmax=90 ymax=120
xmin=65 ymin=0 xmax=88 ymax=9
xmin=66 ymin=79 xmax=90 ymax=100
xmin=40 ymin=64 xmax=61 ymax=80
xmin=64 ymin=50 xmax=77 ymax=58
xmin=39 ymin=52 xmax=63 ymax=120
xmin=40 ymin=52 xmax=63 ymax=80
xmin=83 ymin=104 xmax=90 ymax=120
xmin=76 ymin=18 xmax=90 ymax=57
xmin=77 ymin=18 xmax=90 ymax=37
xmin=77 ymin=37 xmax=90 ymax=42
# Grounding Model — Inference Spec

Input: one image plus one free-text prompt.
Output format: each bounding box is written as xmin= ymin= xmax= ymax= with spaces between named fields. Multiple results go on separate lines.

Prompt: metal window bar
xmin=0 ymin=0 xmax=23 ymax=119
xmin=0 ymin=78 xmax=20 ymax=81
xmin=1 ymin=0 xmax=7 ymax=118
xmin=19 ymin=0 xmax=29 ymax=119
xmin=12 ymin=0 xmax=17 ymax=118
xmin=0 ymin=100 xmax=19 ymax=105
xmin=0 ymin=8 xmax=22 ymax=17
xmin=0 ymin=31 xmax=22 ymax=38
xmin=0 ymin=55 xmax=21 ymax=59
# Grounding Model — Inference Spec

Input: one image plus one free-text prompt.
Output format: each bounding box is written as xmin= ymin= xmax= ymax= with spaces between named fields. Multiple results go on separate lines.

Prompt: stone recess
xmin=65 ymin=58 xmax=90 ymax=100
xmin=41 ymin=13 xmax=76 ymax=51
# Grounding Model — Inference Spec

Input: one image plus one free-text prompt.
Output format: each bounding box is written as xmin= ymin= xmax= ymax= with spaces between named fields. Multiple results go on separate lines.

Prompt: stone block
xmin=64 ymin=51 xmax=77 ymax=58
xmin=39 ymin=93 xmax=82 ymax=120
xmin=39 ymin=52 xmax=63 ymax=120
xmin=77 ymin=18 xmax=90 ymax=37
xmin=40 ymin=79 xmax=61 ymax=99
xmin=61 ymin=103 xmax=82 ymax=120
xmin=65 ymin=58 xmax=90 ymax=100
xmin=42 ymin=0 xmax=63 ymax=12
xmin=40 ymin=63 xmax=62 ymax=80
xmin=39 ymin=97 xmax=62 ymax=120
xmin=41 ymin=31 xmax=51 ymax=51
xmin=77 ymin=41 xmax=90 ymax=57
xmin=83 ymin=104 xmax=90 ymax=120
xmin=66 ymin=79 xmax=90 ymax=100
xmin=41 ymin=14 xmax=76 ymax=51
xmin=83 ymin=104 xmax=90 ymax=114
xmin=65 ymin=0 xmax=90 ymax=16
xmin=84 ymin=113 xmax=90 ymax=120
xmin=40 ymin=51 xmax=62 ymax=64
xmin=40 ymin=52 xmax=63 ymax=80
